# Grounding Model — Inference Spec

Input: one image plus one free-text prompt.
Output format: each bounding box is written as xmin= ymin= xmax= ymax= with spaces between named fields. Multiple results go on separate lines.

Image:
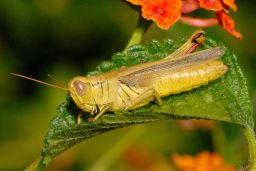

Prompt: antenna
xmin=10 ymin=73 xmax=68 ymax=91
xmin=47 ymin=74 xmax=68 ymax=89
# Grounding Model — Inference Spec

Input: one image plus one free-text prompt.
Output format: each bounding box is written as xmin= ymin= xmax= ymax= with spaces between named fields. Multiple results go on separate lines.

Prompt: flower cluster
xmin=127 ymin=0 xmax=242 ymax=39
xmin=172 ymin=151 xmax=237 ymax=171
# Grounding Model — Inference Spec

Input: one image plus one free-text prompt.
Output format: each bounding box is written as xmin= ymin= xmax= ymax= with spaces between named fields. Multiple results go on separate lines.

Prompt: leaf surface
xmin=37 ymin=38 xmax=253 ymax=169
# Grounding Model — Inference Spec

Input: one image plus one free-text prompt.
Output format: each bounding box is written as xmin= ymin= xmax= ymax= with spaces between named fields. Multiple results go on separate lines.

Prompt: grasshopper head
xmin=68 ymin=76 xmax=94 ymax=112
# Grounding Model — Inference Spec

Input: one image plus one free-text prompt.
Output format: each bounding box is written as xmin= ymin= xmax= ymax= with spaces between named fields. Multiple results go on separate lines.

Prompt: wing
xmin=119 ymin=47 xmax=225 ymax=87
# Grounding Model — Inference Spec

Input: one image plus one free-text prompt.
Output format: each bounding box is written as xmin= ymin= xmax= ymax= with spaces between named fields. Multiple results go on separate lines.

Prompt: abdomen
xmin=153 ymin=60 xmax=228 ymax=97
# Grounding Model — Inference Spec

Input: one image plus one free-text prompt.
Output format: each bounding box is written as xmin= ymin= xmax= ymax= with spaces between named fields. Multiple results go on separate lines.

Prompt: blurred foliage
xmin=0 ymin=0 xmax=255 ymax=171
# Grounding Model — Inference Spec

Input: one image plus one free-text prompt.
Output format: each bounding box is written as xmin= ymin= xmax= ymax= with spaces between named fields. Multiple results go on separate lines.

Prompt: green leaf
xmin=34 ymin=38 xmax=254 ymax=170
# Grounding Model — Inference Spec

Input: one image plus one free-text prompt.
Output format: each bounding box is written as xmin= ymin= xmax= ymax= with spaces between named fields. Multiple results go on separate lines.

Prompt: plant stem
xmin=125 ymin=14 xmax=152 ymax=49
xmin=244 ymin=126 xmax=256 ymax=171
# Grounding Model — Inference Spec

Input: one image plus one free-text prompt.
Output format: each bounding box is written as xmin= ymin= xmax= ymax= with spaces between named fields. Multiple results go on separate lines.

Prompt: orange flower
xmin=195 ymin=0 xmax=240 ymax=39
xmin=197 ymin=0 xmax=237 ymax=11
xmin=127 ymin=0 xmax=182 ymax=29
xmin=222 ymin=0 xmax=237 ymax=11
xmin=197 ymin=0 xmax=223 ymax=11
xmin=171 ymin=151 xmax=237 ymax=171
xmin=141 ymin=0 xmax=182 ymax=29
xmin=216 ymin=10 xmax=242 ymax=39
xmin=126 ymin=0 xmax=242 ymax=39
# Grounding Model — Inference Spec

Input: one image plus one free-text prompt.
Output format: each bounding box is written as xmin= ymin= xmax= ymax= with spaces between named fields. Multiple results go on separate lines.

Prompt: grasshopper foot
xmin=88 ymin=118 xmax=96 ymax=122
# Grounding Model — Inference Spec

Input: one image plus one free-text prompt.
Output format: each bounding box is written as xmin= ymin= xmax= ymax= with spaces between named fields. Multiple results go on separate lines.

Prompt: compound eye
xmin=192 ymin=32 xmax=205 ymax=44
xmin=73 ymin=80 xmax=86 ymax=96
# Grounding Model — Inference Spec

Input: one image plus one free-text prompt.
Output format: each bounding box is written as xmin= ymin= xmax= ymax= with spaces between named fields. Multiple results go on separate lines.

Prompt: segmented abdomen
xmin=153 ymin=60 xmax=228 ymax=97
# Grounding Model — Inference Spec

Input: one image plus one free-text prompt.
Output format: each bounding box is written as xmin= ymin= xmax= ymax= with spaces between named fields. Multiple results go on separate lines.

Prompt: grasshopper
xmin=11 ymin=30 xmax=228 ymax=123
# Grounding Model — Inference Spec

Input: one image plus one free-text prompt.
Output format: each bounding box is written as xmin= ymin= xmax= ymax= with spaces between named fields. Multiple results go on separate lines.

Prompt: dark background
xmin=0 ymin=1 xmax=255 ymax=170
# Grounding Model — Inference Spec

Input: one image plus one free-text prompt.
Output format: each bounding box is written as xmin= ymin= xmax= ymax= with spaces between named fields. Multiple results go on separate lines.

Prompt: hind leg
xmin=124 ymin=89 xmax=162 ymax=111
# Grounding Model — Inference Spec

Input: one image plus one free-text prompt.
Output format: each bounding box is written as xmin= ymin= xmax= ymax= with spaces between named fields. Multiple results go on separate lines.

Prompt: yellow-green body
xmin=68 ymin=31 xmax=228 ymax=121
xmin=70 ymin=59 xmax=227 ymax=113
xmin=69 ymin=60 xmax=227 ymax=112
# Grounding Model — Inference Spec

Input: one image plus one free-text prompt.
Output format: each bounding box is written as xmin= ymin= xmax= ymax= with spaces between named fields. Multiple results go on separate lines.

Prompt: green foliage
xmin=35 ymin=38 xmax=254 ymax=170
